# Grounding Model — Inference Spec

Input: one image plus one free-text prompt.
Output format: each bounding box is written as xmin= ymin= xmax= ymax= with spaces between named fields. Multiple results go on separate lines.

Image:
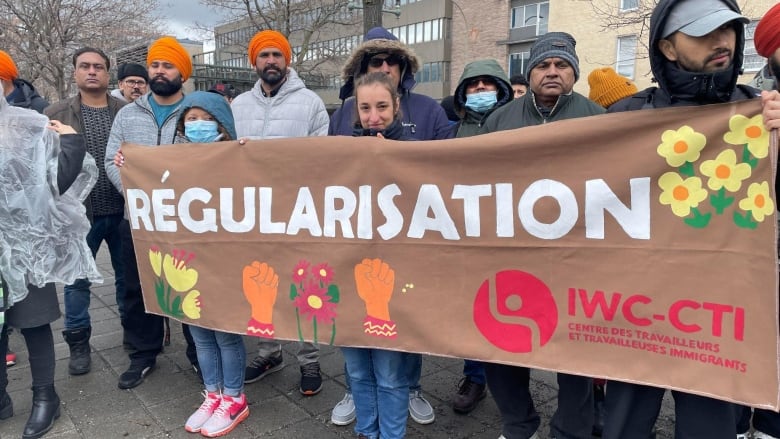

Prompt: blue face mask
xmin=185 ymin=120 xmax=220 ymax=143
xmin=465 ymin=91 xmax=498 ymax=113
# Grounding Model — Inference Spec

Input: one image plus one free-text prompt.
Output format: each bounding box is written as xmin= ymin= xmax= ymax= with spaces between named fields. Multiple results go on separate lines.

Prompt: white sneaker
xmin=331 ymin=392 xmax=356 ymax=426
xmin=498 ymin=433 xmax=538 ymax=439
xmin=409 ymin=390 xmax=435 ymax=424
xmin=755 ymin=432 xmax=780 ymax=439
xmin=184 ymin=390 xmax=220 ymax=433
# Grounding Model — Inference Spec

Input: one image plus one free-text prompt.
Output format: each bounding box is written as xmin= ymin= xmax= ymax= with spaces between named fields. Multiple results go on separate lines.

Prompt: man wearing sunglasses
xmin=328 ymin=26 xmax=452 ymax=429
xmin=111 ymin=63 xmax=148 ymax=103
xmin=329 ymin=26 xmax=452 ymax=141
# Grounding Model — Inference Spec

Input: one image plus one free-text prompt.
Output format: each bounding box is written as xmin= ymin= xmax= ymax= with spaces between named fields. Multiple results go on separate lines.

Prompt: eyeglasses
xmin=124 ymin=79 xmax=147 ymax=87
xmin=368 ymin=54 xmax=404 ymax=68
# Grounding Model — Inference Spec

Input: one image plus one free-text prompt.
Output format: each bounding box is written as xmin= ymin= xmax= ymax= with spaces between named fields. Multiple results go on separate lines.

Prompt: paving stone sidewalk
xmin=2 ymin=247 xmax=676 ymax=438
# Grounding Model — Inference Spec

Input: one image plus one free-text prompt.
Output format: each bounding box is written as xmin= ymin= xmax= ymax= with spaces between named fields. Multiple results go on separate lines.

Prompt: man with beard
xmin=736 ymin=6 xmax=780 ymax=439
xmin=230 ymin=30 xmax=329 ymax=396
xmin=105 ymin=36 xmax=193 ymax=390
xmin=602 ymin=1 xmax=762 ymax=437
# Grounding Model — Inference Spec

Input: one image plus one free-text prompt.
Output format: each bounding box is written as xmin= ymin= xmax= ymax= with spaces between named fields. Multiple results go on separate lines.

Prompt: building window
xmin=414 ymin=61 xmax=449 ymax=83
xmin=744 ymin=21 xmax=763 ymax=72
xmin=616 ymin=35 xmax=637 ymax=79
xmin=620 ymin=0 xmax=638 ymax=11
xmin=510 ymin=2 xmax=549 ymax=36
xmin=508 ymin=52 xmax=530 ymax=77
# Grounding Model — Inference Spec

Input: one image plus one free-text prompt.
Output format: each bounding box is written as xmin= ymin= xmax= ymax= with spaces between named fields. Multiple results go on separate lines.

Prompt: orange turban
xmin=0 ymin=50 xmax=19 ymax=81
xmin=755 ymin=2 xmax=780 ymax=58
xmin=147 ymin=36 xmax=193 ymax=81
xmin=248 ymin=30 xmax=291 ymax=67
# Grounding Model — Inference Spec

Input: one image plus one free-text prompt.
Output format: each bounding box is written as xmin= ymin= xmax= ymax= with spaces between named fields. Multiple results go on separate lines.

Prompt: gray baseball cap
xmin=661 ymin=0 xmax=748 ymax=39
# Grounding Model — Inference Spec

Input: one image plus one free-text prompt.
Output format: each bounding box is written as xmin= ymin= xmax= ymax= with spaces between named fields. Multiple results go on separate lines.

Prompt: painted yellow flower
xmin=723 ymin=114 xmax=769 ymax=158
xmin=162 ymin=252 xmax=199 ymax=292
xmin=738 ymin=181 xmax=775 ymax=222
xmin=182 ymin=290 xmax=201 ymax=319
xmin=149 ymin=247 xmax=162 ymax=277
xmin=657 ymin=126 xmax=706 ymax=167
xmin=658 ymin=172 xmax=708 ymax=217
xmin=699 ymin=149 xmax=752 ymax=192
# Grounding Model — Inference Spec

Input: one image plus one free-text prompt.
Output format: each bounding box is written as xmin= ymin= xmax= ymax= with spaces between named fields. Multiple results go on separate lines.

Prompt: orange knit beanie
xmin=588 ymin=67 xmax=638 ymax=108
xmin=147 ymin=36 xmax=193 ymax=81
xmin=0 ymin=50 xmax=19 ymax=81
xmin=248 ymin=30 xmax=292 ymax=67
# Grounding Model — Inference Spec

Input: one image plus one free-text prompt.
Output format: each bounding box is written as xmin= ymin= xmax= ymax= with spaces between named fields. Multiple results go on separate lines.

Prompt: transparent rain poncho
xmin=0 ymin=92 xmax=102 ymax=307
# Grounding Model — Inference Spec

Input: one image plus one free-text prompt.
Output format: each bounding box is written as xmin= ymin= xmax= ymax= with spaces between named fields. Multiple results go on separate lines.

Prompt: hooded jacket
xmin=453 ymin=59 xmax=512 ymax=138
xmin=231 ymin=67 xmax=328 ymax=139
xmin=329 ymin=27 xmax=452 ymax=140
xmin=610 ymin=0 xmax=758 ymax=111
xmin=175 ymin=91 xmax=237 ymax=142
xmin=6 ymin=79 xmax=48 ymax=113
xmin=105 ymin=92 xmax=183 ymax=193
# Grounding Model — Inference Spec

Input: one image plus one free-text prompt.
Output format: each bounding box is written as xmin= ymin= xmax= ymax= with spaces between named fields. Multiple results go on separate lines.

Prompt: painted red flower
xmin=312 ymin=262 xmax=334 ymax=285
xmin=293 ymin=279 xmax=337 ymax=322
xmin=292 ymin=260 xmax=309 ymax=283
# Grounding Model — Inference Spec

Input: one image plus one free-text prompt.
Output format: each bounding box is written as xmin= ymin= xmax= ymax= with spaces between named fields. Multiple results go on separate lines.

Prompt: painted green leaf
xmin=290 ymin=284 xmax=298 ymax=300
xmin=709 ymin=188 xmax=734 ymax=215
xmin=327 ymin=285 xmax=340 ymax=303
xmin=742 ymin=145 xmax=758 ymax=169
xmin=171 ymin=295 xmax=183 ymax=316
xmin=155 ymin=279 xmax=167 ymax=312
xmin=733 ymin=210 xmax=758 ymax=229
xmin=679 ymin=161 xmax=695 ymax=177
xmin=684 ymin=207 xmax=711 ymax=228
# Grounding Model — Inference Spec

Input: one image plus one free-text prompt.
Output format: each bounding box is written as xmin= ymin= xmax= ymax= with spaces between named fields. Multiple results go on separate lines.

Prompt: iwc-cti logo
xmin=473 ymin=270 xmax=558 ymax=353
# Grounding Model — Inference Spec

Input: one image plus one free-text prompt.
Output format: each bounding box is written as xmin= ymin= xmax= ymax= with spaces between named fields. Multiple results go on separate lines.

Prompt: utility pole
xmin=363 ymin=0 xmax=383 ymax=33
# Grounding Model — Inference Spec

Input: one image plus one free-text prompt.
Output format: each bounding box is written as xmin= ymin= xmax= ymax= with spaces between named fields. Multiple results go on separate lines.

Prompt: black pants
xmin=0 ymin=324 xmax=55 ymax=392
xmin=120 ymin=219 xmax=163 ymax=364
xmin=484 ymin=362 xmax=593 ymax=439
xmin=737 ymin=405 xmax=780 ymax=436
xmin=604 ymin=380 xmax=737 ymax=439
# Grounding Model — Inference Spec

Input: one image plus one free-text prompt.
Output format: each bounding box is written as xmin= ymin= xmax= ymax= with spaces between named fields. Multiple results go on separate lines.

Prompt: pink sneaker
xmin=6 ymin=351 xmax=16 ymax=367
xmin=200 ymin=393 xmax=249 ymax=437
xmin=184 ymin=391 xmax=221 ymax=433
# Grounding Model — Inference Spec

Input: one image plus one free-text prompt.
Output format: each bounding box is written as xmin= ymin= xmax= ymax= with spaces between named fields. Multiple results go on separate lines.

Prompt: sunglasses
xmin=368 ymin=54 xmax=405 ymax=68
xmin=466 ymin=77 xmax=497 ymax=88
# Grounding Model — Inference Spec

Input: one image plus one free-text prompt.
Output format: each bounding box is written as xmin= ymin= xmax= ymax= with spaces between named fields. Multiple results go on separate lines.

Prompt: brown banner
xmin=120 ymin=100 xmax=778 ymax=409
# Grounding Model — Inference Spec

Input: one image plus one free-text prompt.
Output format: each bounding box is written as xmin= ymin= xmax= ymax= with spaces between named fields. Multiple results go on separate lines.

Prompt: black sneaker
xmin=244 ymin=352 xmax=284 ymax=384
xmin=299 ymin=362 xmax=322 ymax=396
xmin=118 ymin=361 xmax=155 ymax=389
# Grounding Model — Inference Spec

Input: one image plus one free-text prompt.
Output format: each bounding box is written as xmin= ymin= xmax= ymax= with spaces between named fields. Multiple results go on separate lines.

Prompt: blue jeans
xmin=344 ymin=352 xmax=422 ymax=392
xmin=341 ymin=347 xmax=410 ymax=439
xmin=463 ymin=359 xmax=486 ymax=384
xmin=189 ymin=325 xmax=246 ymax=397
xmin=64 ymin=214 xmax=125 ymax=330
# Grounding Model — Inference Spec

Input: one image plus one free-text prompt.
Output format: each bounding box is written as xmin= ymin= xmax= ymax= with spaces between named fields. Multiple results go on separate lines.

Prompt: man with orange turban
xmin=0 ymin=50 xmax=48 ymax=113
xmin=104 ymin=35 xmax=198 ymax=391
xmin=753 ymin=2 xmax=780 ymax=93
xmin=231 ymin=29 xmax=329 ymax=397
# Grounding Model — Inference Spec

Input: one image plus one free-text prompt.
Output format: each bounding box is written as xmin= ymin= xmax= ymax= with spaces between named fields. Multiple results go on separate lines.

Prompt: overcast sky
xmin=156 ymin=1 xmax=227 ymax=48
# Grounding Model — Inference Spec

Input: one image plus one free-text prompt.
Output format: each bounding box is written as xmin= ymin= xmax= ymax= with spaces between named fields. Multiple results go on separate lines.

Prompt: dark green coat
xmin=484 ymin=91 xmax=604 ymax=133
xmin=453 ymin=59 xmax=512 ymax=138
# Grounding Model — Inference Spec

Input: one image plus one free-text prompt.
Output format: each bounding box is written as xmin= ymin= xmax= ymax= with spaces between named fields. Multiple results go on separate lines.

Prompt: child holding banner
xmin=340 ymin=72 xmax=415 ymax=439
xmin=172 ymin=91 xmax=249 ymax=437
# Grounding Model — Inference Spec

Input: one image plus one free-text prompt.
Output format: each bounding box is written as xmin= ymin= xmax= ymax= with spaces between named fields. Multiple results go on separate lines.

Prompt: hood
xmin=453 ymin=59 xmax=512 ymax=115
xmin=177 ymin=91 xmax=237 ymax=140
xmin=8 ymin=79 xmax=43 ymax=107
xmin=338 ymin=27 xmax=421 ymax=100
xmin=649 ymin=0 xmax=745 ymax=102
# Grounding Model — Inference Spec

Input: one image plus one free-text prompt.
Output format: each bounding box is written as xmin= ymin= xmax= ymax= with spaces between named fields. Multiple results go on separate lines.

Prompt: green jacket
xmin=453 ymin=59 xmax=512 ymax=138
xmin=484 ymin=90 xmax=605 ymax=133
